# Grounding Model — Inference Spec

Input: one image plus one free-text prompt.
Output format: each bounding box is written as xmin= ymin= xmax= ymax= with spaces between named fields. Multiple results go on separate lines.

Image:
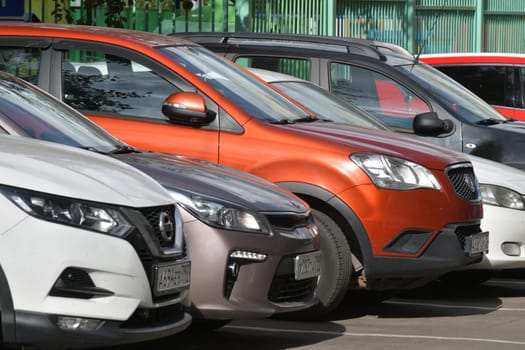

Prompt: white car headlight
xmin=1 ymin=185 xmax=133 ymax=236
xmin=351 ymin=153 xmax=442 ymax=190
xmin=480 ymin=184 xmax=525 ymax=210
xmin=168 ymin=190 xmax=271 ymax=234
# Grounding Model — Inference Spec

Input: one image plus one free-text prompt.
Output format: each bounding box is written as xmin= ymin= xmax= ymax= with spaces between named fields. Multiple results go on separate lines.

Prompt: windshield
xmin=159 ymin=46 xmax=310 ymax=122
xmin=396 ymin=62 xmax=508 ymax=123
xmin=0 ymin=72 xmax=123 ymax=153
xmin=272 ymin=81 xmax=389 ymax=130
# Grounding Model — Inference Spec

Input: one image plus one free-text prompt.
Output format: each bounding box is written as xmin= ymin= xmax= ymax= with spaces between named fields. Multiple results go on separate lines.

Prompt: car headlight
xmin=351 ymin=153 xmax=442 ymax=190
xmin=168 ymin=189 xmax=271 ymax=234
xmin=480 ymin=184 xmax=525 ymax=210
xmin=1 ymin=185 xmax=133 ymax=236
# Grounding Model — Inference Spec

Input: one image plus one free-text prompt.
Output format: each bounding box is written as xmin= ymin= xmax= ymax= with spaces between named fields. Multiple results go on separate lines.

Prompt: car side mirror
xmin=413 ymin=111 xmax=454 ymax=136
xmin=162 ymin=92 xmax=216 ymax=126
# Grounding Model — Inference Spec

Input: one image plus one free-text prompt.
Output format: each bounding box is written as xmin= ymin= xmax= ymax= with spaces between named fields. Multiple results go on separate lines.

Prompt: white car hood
xmin=0 ymin=136 xmax=173 ymax=207
xmin=468 ymin=154 xmax=525 ymax=194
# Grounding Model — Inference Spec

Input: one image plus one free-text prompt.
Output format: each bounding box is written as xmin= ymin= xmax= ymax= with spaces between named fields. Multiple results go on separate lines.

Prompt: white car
xmin=250 ymin=68 xmax=525 ymax=282
xmin=466 ymin=155 xmax=525 ymax=272
xmin=0 ymin=135 xmax=191 ymax=348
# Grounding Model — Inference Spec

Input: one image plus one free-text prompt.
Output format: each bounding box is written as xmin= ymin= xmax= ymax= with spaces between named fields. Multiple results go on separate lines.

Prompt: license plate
xmin=465 ymin=231 xmax=489 ymax=256
xmin=294 ymin=251 xmax=321 ymax=280
xmin=154 ymin=260 xmax=191 ymax=296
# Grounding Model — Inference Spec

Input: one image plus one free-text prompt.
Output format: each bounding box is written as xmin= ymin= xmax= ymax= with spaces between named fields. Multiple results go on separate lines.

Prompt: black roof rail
xmin=176 ymin=32 xmax=389 ymax=61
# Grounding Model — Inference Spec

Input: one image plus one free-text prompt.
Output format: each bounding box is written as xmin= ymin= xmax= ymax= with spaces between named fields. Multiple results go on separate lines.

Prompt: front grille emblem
xmin=463 ymin=173 xmax=477 ymax=193
xmin=158 ymin=211 xmax=175 ymax=244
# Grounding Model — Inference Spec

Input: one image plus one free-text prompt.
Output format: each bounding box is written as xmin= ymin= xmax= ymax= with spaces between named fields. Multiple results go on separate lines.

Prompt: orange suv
xmin=0 ymin=22 xmax=486 ymax=314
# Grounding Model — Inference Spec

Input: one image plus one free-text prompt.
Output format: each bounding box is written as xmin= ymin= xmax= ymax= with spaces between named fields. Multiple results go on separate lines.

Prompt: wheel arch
xmin=276 ymin=181 xmax=373 ymax=270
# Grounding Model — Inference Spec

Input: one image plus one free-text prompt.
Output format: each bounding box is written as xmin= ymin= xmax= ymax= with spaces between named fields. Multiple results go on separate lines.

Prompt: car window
xmin=235 ymin=56 xmax=310 ymax=81
xmin=271 ymin=81 xmax=388 ymax=130
xmin=0 ymin=71 xmax=121 ymax=152
xmin=437 ymin=65 xmax=508 ymax=107
xmin=329 ymin=63 xmax=430 ymax=131
xmin=0 ymin=47 xmax=41 ymax=85
xmin=62 ymin=50 xmax=182 ymax=120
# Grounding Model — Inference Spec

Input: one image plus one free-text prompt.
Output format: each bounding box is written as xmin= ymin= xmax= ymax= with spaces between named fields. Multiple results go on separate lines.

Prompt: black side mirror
xmin=162 ymin=92 xmax=216 ymax=126
xmin=413 ymin=112 xmax=454 ymax=136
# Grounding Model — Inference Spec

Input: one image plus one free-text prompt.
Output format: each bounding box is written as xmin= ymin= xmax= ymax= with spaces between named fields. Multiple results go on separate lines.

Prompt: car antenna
xmin=220 ymin=35 xmax=231 ymax=58
xmin=415 ymin=1 xmax=448 ymax=63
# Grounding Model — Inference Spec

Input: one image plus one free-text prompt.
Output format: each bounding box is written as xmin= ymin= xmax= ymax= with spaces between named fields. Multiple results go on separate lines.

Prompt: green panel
xmin=335 ymin=1 xmax=408 ymax=48
xmin=25 ymin=0 xmax=525 ymax=54
xmin=251 ymin=0 xmax=328 ymax=35
xmin=484 ymin=14 xmax=525 ymax=52
xmin=415 ymin=9 xmax=475 ymax=53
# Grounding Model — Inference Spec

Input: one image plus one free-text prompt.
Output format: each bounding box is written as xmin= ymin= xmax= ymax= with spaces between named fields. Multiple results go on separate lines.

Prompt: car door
xmin=0 ymin=40 xmax=221 ymax=163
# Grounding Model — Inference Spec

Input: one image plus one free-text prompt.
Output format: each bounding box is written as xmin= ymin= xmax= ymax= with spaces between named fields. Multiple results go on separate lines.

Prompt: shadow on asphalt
xmin=104 ymin=319 xmax=346 ymax=350
xmin=98 ymin=275 xmax=525 ymax=349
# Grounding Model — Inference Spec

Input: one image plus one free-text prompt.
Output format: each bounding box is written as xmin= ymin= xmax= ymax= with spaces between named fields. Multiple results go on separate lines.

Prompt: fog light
xmin=57 ymin=316 xmax=102 ymax=331
xmin=501 ymin=242 xmax=521 ymax=257
xmin=229 ymin=250 xmax=267 ymax=261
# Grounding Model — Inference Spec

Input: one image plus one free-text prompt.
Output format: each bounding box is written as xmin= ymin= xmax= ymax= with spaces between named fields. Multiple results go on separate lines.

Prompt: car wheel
xmin=310 ymin=209 xmax=353 ymax=315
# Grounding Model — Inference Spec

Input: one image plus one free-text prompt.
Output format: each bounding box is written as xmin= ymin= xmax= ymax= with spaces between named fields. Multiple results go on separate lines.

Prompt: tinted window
xmin=437 ymin=65 xmax=507 ymax=106
xmin=62 ymin=50 xmax=182 ymax=120
xmin=272 ymin=80 xmax=388 ymax=130
xmin=0 ymin=47 xmax=41 ymax=85
xmin=329 ymin=63 xmax=430 ymax=131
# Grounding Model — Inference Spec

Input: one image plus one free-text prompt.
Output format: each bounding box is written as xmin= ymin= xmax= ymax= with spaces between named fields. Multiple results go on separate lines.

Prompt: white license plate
xmin=154 ymin=260 xmax=191 ymax=295
xmin=465 ymin=231 xmax=489 ymax=255
xmin=294 ymin=251 xmax=321 ymax=280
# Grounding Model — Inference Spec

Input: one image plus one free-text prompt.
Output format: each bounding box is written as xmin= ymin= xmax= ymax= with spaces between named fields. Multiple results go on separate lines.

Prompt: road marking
xmin=384 ymin=299 xmax=499 ymax=311
xmin=385 ymin=299 xmax=525 ymax=312
xmin=225 ymin=325 xmax=525 ymax=345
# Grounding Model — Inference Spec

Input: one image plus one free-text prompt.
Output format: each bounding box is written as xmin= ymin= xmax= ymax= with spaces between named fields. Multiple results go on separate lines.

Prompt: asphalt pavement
xmin=103 ymin=272 xmax=525 ymax=350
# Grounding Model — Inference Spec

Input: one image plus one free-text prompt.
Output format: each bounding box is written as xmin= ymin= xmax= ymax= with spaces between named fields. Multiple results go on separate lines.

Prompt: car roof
xmin=421 ymin=52 xmax=525 ymax=64
xmin=0 ymin=21 xmax=194 ymax=47
xmin=177 ymin=31 xmax=416 ymax=65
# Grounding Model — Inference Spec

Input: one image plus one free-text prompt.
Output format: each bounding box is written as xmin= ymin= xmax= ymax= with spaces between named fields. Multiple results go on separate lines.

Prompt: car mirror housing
xmin=413 ymin=112 xmax=454 ymax=136
xmin=162 ymin=92 xmax=216 ymax=126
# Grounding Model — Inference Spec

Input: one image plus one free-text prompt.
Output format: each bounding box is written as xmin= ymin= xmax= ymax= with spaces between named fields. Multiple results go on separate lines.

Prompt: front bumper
xmin=362 ymin=221 xmax=485 ymax=290
xmin=183 ymin=216 xmax=319 ymax=320
xmin=460 ymin=204 xmax=525 ymax=270
xmin=0 ymin=207 xmax=191 ymax=348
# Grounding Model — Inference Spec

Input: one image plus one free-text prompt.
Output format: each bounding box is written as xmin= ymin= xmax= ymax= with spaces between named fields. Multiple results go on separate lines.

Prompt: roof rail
xmin=176 ymin=32 xmax=388 ymax=61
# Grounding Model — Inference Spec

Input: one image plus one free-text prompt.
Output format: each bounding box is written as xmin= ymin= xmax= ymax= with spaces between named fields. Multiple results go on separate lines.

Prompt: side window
xmin=329 ymin=63 xmax=430 ymax=131
xmin=0 ymin=47 xmax=41 ymax=84
xmin=437 ymin=65 xmax=507 ymax=107
xmin=62 ymin=50 xmax=182 ymax=120
xmin=234 ymin=56 xmax=310 ymax=80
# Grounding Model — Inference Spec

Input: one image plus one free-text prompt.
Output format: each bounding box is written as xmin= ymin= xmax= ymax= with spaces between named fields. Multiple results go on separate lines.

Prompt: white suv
xmin=0 ymin=135 xmax=191 ymax=348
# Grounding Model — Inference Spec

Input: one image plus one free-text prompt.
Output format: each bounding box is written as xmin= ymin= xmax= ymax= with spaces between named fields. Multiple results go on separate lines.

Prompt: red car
xmin=421 ymin=53 xmax=525 ymax=120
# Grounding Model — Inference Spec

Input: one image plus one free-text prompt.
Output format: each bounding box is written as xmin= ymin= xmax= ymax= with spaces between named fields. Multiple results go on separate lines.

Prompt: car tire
xmin=310 ymin=209 xmax=353 ymax=315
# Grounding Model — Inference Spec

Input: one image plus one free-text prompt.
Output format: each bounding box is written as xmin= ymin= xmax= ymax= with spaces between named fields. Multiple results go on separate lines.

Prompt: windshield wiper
xmin=108 ymin=145 xmax=137 ymax=154
xmin=270 ymin=115 xmax=321 ymax=125
xmin=476 ymin=118 xmax=507 ymax=126
xmin=294 ymin=115 xmax=320 ymax=123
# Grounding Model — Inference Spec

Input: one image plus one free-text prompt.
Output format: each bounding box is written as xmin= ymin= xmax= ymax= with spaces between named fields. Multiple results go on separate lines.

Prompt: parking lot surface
xmin=102 ymin=273 xmax=525 ymax=350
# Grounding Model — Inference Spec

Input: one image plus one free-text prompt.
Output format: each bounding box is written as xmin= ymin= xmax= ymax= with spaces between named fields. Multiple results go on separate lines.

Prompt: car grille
xmin=139 ymin=205 xmax=176 ymax=249
xmin=268 ymin=255 xmax=317 ymax=303
xmin=265 ymin=212 xmax=314 ymax=230
xmin=123 ymin=205 xmax=186 ymax=303
xmin=454 ymin=223 xmax=482 ymax=251
xmin=446 ymin=163 xmax=481 ymax=202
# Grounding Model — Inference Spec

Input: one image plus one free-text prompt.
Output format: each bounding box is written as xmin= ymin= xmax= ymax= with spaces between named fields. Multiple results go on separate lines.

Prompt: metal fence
xmin=22 ymin=0 xmax=525 ymax=53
